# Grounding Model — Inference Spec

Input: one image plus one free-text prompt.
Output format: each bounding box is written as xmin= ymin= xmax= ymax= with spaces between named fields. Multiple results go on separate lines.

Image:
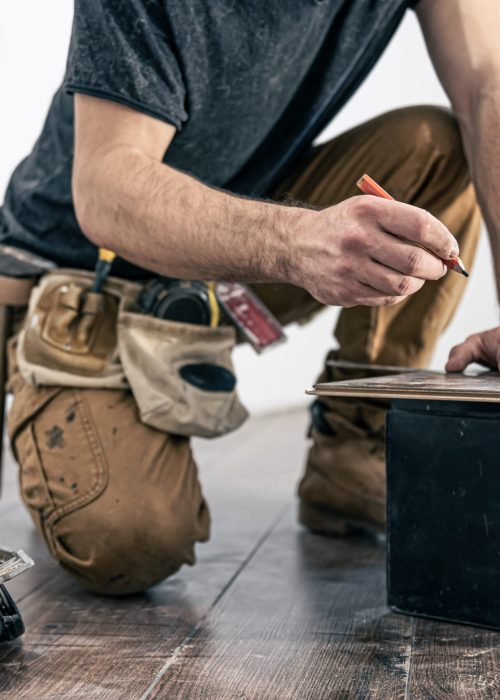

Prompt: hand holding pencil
xmin=356 ymin=174 xmax=468 ymax=277
xmin=286 ymin=169 xmax=463 ymax=308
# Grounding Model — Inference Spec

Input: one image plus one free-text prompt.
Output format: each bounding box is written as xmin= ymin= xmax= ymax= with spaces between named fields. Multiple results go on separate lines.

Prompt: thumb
xmin=445 ymin=340 xmax=480 ymax=373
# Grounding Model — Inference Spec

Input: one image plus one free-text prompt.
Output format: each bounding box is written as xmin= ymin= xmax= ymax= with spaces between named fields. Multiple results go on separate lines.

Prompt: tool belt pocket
xmin=16 ymin=270 xmax=248 ymax=438
xmin=117 ymin=307 xmax=248 ymax=438
xmin=16 ymin=270 xmax=132 ymax=389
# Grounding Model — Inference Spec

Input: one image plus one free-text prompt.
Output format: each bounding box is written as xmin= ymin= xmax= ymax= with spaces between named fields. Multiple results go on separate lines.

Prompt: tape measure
xmin=93 ymin=248 xmax=221 ymax=327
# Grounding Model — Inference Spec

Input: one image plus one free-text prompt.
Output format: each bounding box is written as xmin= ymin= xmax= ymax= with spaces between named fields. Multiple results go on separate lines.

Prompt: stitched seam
xmin=47 ymin=393 xmax=108 ymax=522
xmin=45 ymin=392 xmax=109 ymax=527
xmin=9 ymin=387 xmax=62 ymax=447
xmin=21 ymin=423 xmax=56 ymax=517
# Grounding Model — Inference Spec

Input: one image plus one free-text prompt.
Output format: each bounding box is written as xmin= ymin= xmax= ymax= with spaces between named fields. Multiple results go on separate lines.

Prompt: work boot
xmin=298 ymin=358 xmax=389 ymax=536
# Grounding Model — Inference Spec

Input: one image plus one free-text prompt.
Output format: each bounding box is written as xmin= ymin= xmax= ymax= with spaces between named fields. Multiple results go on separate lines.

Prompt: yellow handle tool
xmin=206 ymin=281 xmax=220 ymax=328
xmin=92 ymin=248 xmax=116 ymax=293
xmin=92 ymin=248 xmax=220 ymax=326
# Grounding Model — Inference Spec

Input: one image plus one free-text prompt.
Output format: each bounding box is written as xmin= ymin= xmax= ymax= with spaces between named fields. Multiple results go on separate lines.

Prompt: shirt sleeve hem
xmin=64 ymin=83 xmax=185 ymax=130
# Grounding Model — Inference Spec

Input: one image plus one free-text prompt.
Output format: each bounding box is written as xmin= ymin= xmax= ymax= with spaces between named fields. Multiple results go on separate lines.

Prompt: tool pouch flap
xmin=41 ymin=284 xmax=115 ymax=361
xmin=117 ymin=308 xmax=248 ymax=438
xmin=16 ymin=270 xmax=138 ymax=389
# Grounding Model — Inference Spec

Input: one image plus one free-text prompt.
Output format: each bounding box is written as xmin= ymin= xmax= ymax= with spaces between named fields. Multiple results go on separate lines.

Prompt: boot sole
xmin=298 ymin=500 xmax=385 ymax=538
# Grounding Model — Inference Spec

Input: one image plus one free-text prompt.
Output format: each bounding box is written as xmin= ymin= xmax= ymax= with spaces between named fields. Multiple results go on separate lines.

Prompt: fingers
xmin=349 ymin=281 xmax=405 ymax=308
xmin=358 ymin=260 xmax=425 ymax=297
xmin=310 ymin=197 xmax=460 ymax=309
xmin=445 ymin=335 xmax=492 ymax=372
xmin=371 ymin=231 xmax=446 ymax=281
xmin=365 ymin=197 xmax=459 ymax=260
xmin=446 ymin=328 xmax=500 ymax=373
xmin=445 ymin=340 xmax=481 ymax=373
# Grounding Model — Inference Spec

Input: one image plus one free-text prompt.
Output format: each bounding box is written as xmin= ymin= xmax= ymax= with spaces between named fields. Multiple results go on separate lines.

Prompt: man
xmin=1 ymin=0 xmax=498 ymax=594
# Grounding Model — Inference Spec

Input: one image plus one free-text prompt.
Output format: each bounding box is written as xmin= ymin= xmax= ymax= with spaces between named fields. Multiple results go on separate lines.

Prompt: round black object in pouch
xmin=136 ymin=278 xmax=215 ymax=326
xmin=155 ymin=285 xmax=211 ymax=325
xmin=180 ymin=363 xmax=236 ymax=393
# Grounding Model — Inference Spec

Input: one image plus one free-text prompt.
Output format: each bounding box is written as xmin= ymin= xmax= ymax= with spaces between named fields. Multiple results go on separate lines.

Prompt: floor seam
xmin=403 ymin=617 xmax=416 ymax=700
xmin=138 ymin=502 xmax=291 ymax=700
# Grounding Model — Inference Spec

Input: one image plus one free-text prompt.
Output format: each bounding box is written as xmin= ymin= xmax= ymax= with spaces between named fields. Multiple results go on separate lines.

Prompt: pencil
xmin=356 ymin=174 xmax=468 ymax=277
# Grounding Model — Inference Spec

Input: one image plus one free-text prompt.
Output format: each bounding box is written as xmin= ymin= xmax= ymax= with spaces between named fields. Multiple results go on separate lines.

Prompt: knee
xmin=49 ymin=502 xmax=206 ymax=595
xmin=383 ymin=106 xmax=473 ymax=207
xmin=10 ymin=384 xmax=210 ymax=594
xmin=389 ymin=106 xmax=465 ymax=166
xmin=416 ymin=106 xmax=464 ymax=163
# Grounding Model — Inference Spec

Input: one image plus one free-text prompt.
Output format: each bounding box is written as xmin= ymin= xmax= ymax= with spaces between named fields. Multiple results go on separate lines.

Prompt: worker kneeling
xmin=7 ymin=270 xmax=247 ymax=595
xmin=2 ymin=100 xmax=482 ymax=597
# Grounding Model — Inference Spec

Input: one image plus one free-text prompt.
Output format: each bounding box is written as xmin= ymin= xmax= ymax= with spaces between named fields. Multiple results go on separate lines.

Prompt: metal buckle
xmin=0 ymin=546 xmax=34 ymax=584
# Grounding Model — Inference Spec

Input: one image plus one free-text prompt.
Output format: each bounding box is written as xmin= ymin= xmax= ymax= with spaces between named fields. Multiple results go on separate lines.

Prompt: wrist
xmin=265 ymin=204 xmax=309 ymax=286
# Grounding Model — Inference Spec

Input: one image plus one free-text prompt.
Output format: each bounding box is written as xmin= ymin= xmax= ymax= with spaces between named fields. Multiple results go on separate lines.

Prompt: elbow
xmin=72 ymin=174 xmax=103 ymax=248
xmin=72 ymin=199 xmax=97 ymax=250
xmin=454 ymin=67 xmax=500 ymax=128
xmin=72 ymin=158 xmax=115 ymax=250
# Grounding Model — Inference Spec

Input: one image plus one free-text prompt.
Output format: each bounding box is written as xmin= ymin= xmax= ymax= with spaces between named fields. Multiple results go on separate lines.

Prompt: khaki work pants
xmin=7 ymin=106 xmax=481 ymax=594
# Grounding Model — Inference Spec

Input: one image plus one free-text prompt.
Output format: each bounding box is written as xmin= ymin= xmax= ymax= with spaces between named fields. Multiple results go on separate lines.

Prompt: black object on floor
xmin=387 ymin=399 xmax=500 ymax=630
xmin=0 ymin=584 xmax=25 ymax=642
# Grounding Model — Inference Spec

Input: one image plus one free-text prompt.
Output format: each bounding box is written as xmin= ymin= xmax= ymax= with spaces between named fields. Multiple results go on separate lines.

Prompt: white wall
xmin=0 ymin=2 xmax=74 ymax=190
xmin=1 ymin=4 xmax=497 ymax=415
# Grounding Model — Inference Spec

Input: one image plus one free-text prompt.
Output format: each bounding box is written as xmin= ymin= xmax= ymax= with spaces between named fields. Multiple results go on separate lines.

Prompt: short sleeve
xmin=64 ymin=0 xmax=187 ymax=129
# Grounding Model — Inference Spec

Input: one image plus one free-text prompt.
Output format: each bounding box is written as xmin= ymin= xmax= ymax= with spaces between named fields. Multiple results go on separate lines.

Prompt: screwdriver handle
xmin=91 ymin=248 xmax=117 ymax=293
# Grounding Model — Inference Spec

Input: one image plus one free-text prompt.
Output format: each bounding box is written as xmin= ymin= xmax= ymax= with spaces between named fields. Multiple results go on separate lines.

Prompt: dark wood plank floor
xmin=0 ymin=409 xmax=499 ymax=699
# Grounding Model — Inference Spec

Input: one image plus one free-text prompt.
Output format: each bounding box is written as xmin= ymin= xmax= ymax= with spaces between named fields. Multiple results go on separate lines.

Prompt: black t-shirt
xmin=0 ymin=0 xmax=414 ymax=278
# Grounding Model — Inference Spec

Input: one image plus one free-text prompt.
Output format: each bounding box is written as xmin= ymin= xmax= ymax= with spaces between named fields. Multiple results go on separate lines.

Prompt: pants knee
xmin=49 ymin=506 xmax=205 ymax=595
xmin=10 ymin=384 xmax=211 ymax=595
xmin=390 ymin=106 xmax=467 ymax=176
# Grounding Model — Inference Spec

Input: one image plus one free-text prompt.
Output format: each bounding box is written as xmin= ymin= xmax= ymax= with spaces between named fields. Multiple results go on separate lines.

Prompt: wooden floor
xmin=0 ymin=409 xmax=499 ymax=699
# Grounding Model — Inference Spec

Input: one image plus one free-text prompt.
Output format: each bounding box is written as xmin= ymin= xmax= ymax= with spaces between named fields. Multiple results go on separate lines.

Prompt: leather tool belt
xmin=16 ymin=269 xmax=248 ymax=438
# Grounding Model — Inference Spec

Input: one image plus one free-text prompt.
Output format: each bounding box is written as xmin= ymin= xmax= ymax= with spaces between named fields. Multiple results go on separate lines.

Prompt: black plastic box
xmin=387 ymin=399 xmax=500 ymax=630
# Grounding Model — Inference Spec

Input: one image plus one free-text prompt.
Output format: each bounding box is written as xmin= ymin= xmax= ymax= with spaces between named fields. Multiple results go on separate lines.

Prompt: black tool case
xmin=0 ymin=584 xmax=25 ymax=642
xmin=387 ymin=399 xmax=500 ymax=630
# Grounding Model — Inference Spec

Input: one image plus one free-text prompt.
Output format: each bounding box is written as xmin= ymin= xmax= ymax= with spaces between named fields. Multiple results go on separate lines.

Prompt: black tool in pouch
xmin=135 ymin=277 xmax=236 ymax=393
xmin=135 ymin=277 xmax=218 ymax=326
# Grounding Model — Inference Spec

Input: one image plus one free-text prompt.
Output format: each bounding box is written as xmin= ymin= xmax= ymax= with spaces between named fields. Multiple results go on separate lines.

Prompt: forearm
xmin=71 ymin=91 xmax=457 ymax=309
xmin=458 ymin=81 xmax=500 ymax=296
xmin=73 ymin=146 xmax=301 ymax=283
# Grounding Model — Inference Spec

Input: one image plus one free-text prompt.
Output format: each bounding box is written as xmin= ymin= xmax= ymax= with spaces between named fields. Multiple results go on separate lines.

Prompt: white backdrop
xmin=1 ymin=3 xmax=498 ymax=415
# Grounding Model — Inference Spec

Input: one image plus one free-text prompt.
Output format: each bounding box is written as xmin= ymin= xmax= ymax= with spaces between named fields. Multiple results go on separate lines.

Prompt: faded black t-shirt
xmin=0 ymin=0 xmax=414 ymax=278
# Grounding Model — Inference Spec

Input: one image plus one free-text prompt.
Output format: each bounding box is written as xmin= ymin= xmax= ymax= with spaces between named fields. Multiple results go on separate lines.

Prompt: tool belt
xmin=16 ymin=269 xmax=248 ymax=438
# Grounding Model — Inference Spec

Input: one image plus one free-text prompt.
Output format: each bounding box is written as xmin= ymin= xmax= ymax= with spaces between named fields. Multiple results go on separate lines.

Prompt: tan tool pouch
xmin=16 ymin=269 xmax=248 ymax=438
